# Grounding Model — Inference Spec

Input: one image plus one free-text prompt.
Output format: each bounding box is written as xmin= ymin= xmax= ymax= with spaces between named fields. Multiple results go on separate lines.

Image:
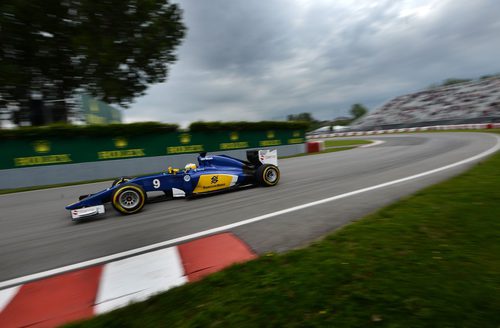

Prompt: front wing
xmin=70 ymin=205 xmax=105 ymax=220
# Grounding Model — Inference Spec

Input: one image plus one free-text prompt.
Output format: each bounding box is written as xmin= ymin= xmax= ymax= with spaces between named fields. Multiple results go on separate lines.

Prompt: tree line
xmin=0 ymin=0 xmax=186 ymax=126
xmin=287 ymin=103 xmax=367 ymax=130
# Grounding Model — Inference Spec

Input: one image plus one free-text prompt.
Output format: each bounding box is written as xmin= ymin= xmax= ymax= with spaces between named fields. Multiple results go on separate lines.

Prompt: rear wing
xmin=246 ymin=149 xmax=278 ymax=166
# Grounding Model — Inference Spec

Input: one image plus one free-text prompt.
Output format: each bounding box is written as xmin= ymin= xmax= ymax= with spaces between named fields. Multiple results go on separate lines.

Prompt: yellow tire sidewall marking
xmin=263 ymin=166 xmax=279 ymax=186
xmin=113 ymin=185 xmax=145 ymax=214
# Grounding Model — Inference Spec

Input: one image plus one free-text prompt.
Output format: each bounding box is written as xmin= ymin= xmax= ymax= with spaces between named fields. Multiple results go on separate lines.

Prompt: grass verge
xmin=324 ymin=139 xmax=372 ymax=147
xmin=67 ymin=143 xmax=500 ymax=327
xmin=279 ymin=146 xmax=357 ymax=159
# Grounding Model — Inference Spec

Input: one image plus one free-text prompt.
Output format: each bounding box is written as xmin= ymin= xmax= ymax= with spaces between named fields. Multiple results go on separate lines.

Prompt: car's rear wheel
xmin=256 ymin=164 xmax=280 ymax=187
xmin=112 ymin=183 xmax=146 ymax=215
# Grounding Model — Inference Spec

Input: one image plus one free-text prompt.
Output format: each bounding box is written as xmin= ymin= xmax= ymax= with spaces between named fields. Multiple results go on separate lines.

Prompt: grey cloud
xmin=177 ymin=0 xmax=296 ymax=73
xmin=126 ymin=0 xmax=500 ymax=124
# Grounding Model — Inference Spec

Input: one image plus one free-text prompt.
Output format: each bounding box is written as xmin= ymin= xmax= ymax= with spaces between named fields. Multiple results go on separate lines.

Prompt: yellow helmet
xmin=185 ymin=163 xmax=197 ymax=171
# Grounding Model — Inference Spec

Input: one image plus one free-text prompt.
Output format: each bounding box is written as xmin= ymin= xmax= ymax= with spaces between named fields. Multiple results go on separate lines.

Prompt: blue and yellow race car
xmin=66 ymin=150 xmax=280 ymax=220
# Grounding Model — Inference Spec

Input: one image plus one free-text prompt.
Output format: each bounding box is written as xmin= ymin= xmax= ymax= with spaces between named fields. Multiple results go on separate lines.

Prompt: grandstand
xmin=351 ymin=76 xmax=500 ymax=131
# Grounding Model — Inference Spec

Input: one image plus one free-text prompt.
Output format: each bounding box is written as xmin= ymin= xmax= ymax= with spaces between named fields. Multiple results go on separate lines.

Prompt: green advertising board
xmin=0 ymin=130 xmax=305 ymax=170
xmin=80 ymin=94 xmax=122 ymax=124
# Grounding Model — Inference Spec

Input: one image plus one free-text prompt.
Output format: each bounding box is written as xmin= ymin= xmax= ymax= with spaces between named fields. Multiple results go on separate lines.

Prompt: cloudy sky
xmin=125 ymin=0 xmax=500 ymax=127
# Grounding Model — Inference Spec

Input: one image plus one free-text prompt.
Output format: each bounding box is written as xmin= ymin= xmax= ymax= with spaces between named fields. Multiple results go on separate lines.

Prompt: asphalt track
xmin=0 ymin=132 xmax=499 ymax=285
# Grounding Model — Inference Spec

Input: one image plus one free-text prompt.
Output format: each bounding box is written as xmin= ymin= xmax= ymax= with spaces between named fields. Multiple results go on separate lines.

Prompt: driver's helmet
xmin=185 ymin=163 xmax=197 ymax=171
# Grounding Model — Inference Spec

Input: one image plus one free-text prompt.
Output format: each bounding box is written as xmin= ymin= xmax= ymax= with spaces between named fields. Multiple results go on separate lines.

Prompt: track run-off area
xmin=1 ymin=132 xmax=499 ymax=288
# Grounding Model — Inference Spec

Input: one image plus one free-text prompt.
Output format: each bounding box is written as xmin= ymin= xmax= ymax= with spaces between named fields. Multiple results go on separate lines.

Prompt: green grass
xmin=279 ymin=146 xmax=357 ymax=159
xmin=279 ymin=139 xmax=371 ymax=159
xmin=67 ymin=140 xmax=500 ymax=327
xmin=323 ymin=139 xmax=371 ymax=147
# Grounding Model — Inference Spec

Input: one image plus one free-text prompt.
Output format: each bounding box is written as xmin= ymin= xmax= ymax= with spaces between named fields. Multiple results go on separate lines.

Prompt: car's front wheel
xmin=256 ymin=164 xmax=280 ymax=187
xmin=111 ymin=183 xmax=146 ymax=215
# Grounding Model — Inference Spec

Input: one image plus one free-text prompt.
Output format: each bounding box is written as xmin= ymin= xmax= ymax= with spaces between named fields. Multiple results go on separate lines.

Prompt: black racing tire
xmin=111 ymin=183 xmax=146 ymax=215
xmin=255 ymin=164 xmax=280 ymax=187
xmin=111 ymin=176 xmax=132 ymax=187
xmin=163 ymin=189 xmax=173 ymax=198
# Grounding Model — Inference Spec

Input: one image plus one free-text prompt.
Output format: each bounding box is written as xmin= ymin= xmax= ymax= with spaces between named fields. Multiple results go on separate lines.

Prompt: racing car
xmin=66 ymin=149 xmax=280 ymax=220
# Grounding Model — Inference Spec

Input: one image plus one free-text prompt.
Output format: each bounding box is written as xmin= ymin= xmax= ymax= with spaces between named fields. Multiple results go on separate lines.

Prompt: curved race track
xmin=0 ymin=132 xmax=499 ymax=284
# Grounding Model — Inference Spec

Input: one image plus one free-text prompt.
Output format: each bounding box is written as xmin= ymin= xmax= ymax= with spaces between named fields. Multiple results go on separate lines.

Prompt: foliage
xmin=350 ymin=103 xmax=367 ymax=119
xmin=287 ymin=112 xmax=320 ymax=130
xmin=480 ymin=73 xmax=500 ymax=80
xmin=323 ymin=139 xmax=371 ymax=147
xmin=189 ymin=121 xmax=310 ymax=132
xmin=428 ymin=77 xmax=481 ymax=89
xmin=286 ymin=107 xmax=368 ymax=131
xmin=0 ymin=122 xmax=178 ymax=139
xmin=287 ymin=113 xmax=315 ymax=122
xmin=441 ymin=78 xmax=472 ymax=86
xmin=0 ymin=0 xmax=186 ymax=124
xmin=0 ymin=120 xmax=308 ymax=139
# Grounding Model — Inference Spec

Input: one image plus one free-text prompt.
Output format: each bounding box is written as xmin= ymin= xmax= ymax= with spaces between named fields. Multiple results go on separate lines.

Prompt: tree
xmin=287 ymin=112 xmax=322 ymax=131
xmin=350 ymin=104 xmax=367 ymax=119
xmin=0 ymin=0 xmax=186 ymax=125
xmin=441 ymin=78 xmax=471 ymax=86
xmin=287 ymin=112 xmax=315 ymax=122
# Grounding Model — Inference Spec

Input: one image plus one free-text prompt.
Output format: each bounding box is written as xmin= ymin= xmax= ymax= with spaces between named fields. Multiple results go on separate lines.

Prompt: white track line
xmin=360 ymin=140 xmax=385 ymax=148
xmin=95 ymin=247 xmax=186 ymax=314
xmin=1 ymin=134 xmax=499 ymax=289
xmin=0 ymin=286 xmax=20 ymax=311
